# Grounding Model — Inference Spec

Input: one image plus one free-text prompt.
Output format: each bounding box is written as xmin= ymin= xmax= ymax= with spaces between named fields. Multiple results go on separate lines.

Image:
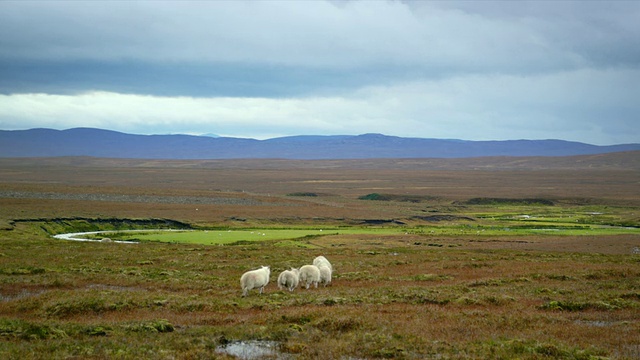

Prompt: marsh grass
xmin=2 ymin=224 xmax=639 ymax=359
xmin=1 ymin=158 xmax=639 ymax=359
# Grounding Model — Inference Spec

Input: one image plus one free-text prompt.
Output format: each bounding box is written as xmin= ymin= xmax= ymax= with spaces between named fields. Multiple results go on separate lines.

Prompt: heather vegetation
xmin=1 ymin=157 xmax=639 ymax=359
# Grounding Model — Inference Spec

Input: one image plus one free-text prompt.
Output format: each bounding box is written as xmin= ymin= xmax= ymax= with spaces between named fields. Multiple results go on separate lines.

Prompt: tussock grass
xmin=1 ymin=158 xmax=639 ymax=359
xmin=2 ymin=224 xmax=638 ymax=359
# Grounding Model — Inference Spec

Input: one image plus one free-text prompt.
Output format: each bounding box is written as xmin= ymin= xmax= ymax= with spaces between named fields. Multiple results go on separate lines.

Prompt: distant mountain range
xmin=1 ymin=128 xmax=639 ymax=159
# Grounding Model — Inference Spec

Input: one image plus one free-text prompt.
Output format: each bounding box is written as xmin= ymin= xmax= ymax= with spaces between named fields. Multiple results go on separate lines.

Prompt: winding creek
xmin=52 ymin=229 xmax=188 ymax=243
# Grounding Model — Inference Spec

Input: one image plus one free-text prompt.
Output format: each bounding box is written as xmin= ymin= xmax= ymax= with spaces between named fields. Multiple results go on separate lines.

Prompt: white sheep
xmin=313 ymin=255 xmax=333 ymax=272
xmin=277 ymin=268 xmax=300 ymax=292
xmin=318 ymin=264 xmax=332 ymax=287
xmin=298 ymin=265 xmax=321 ymax=289
xmin=240 ymin=266 xmax=270 ymax=297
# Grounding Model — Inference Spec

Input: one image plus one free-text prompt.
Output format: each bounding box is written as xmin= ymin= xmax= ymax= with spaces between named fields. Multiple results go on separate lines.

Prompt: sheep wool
xmin=318 ymin=264 xmax=332 ymax=287
xmin=299 ymin=265 xmax=321 ymax=289
xmin=277 ymin=268 xmax=300 ymax=292
xmin=240 ymin=266 xmax=270 ymax=297
xmin=313 ymin=255 xmax=333 ymax=272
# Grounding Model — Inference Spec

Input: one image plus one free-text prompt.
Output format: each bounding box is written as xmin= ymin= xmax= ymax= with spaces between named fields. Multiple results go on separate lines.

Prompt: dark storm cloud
xmin=0 ymin=59 xmax=426 ymax=98
xmin=5 ymin=0 xmax=636 ymax=96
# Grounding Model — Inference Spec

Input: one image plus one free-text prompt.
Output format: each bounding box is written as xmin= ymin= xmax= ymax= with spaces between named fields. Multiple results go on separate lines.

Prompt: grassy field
xmin=73 ymin=222 xmax=640 ymax=245
xmin=96 ymin=228 xmax=403 ymax=246
xmin=1 ymin=155 xmax=639 ymax=359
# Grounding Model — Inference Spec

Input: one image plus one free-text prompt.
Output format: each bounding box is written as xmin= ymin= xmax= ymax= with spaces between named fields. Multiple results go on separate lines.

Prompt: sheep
xmin=277 ymin=268 xmax=300 ymax=292
xmin=313 ymin=256 xmax=333 ymax=272
xmin=240 ymin=266 xmax=270 ymax=297
xmin=318 ymin=264 xmax=332 ymax=287
xmin=298 ymin=264 xmax=321 ymax=289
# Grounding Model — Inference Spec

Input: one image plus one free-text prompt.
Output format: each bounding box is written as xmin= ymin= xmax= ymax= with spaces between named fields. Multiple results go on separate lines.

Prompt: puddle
xmin=216 ymin=340 xmax=282 ymax=359
xmin=0 ymin=289 xmax=47 ymax=302
xmin=574 ymin=320 xmax=618 ymax=327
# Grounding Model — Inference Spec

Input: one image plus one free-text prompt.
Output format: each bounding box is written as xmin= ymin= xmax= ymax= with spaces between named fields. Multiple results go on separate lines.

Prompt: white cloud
xmin=1 ymin=66 xmax=638 ymax=144
xmin=0 ymin=92 xmax=346 ymax=137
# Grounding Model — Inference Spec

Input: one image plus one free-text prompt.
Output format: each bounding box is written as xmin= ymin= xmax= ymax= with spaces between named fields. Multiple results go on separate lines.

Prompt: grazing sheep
xmin=313 ymin=256 xmax=333 ymax=272
xmin=299 ymin=265 xmax=321 ymax=289
xmin=318 ymin=264 xmax=332 ymax=287
xmin=240 ymin=266 xmax=270 ymax=297
xmin=277 ymin=268 xmax=300 ymax=292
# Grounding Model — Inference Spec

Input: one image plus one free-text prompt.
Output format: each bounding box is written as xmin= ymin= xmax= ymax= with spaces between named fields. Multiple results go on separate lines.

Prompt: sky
xmin=0 ymin=0 xmax=639 ymax=145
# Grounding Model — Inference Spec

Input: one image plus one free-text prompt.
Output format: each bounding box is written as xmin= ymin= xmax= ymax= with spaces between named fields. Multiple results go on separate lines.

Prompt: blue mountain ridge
xmin=1 ymin=128 xmax=638 ymax=159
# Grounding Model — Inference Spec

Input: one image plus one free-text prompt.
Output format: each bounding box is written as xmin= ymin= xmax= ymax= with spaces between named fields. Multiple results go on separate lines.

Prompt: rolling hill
xmin=1 ymin=128 xmax=638 ymax=159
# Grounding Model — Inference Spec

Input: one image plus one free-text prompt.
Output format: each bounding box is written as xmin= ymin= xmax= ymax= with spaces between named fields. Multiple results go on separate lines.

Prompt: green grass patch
xmin=72 ymin=222 xmax=640 ymax=246
xmin=115 ymin=228 xmax=405 ymax=245
xmin=477 ymin=338 xmax=609 ymax=359
xmin=470 ymin=204 xmax=639 ymax=229
xmin=409 ymin=225 xmax=640 ymax=236
xmin=0 ymin=319 xmax=68 ymax=340
xmin=539 ymin=298 xmax=635 ymax=311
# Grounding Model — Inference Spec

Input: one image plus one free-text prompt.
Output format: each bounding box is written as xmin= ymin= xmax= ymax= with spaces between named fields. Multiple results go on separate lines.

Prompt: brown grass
xmin=1 ymin=155 xmax=639 ymax=359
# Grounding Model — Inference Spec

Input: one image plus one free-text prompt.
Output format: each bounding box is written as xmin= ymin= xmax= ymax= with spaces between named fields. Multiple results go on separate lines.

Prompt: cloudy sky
xmin=1 ymin=0 xmax=638 ymax=144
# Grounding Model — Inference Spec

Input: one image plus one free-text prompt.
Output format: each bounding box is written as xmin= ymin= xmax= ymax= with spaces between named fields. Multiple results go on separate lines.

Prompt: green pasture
xmin=469 ymin=204 xmax=638 ymax=227
xmin=105 ymin=224 xmax=639 ymax=245
xmin=73 ymin=204 xmax=639 ymax=245
xmin=409 ymin=224 xmax=640 ymax=237
xmin=114 ymin=228 xmax=404 ymax=245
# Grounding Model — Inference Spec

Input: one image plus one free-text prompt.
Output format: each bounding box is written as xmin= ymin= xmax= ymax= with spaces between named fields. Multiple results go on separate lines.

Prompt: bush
xmin=287 ymin=192 xmax=318 ymax=197
xmin=314 ymin=317 xmax=362 ymax=333
xmin=126 ymin=319 xmax=174 ymax=333
xmin=358 ymin=193 xmax=436 ymax=202
xmin=359 ymin=193 xmax=387 ymax=201
xmin=0 ymin=319 xmax=68 ymax=340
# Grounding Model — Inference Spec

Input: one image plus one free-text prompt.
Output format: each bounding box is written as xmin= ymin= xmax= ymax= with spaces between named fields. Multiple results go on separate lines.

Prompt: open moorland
xmin=1 ymin=153 xmax=639 ymax=359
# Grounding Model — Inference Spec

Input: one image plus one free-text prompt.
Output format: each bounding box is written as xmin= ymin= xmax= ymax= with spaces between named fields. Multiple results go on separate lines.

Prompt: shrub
xmin=358 ymin=193 xmax=436 ymax=202
xmin=539 ymin=299 xmax=631 ymax=311
xmin=126 ymin=319 xmax=174 ymax=333
xmin=314 ymin=317 xmax=363 ymax=333
xmin=0 ymin=319 xmax=68 ymax=340
xmin=359 ymin=193 xmax=386 ymax=201
xmin=287 ymin=192 xmax=318 ymax=197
